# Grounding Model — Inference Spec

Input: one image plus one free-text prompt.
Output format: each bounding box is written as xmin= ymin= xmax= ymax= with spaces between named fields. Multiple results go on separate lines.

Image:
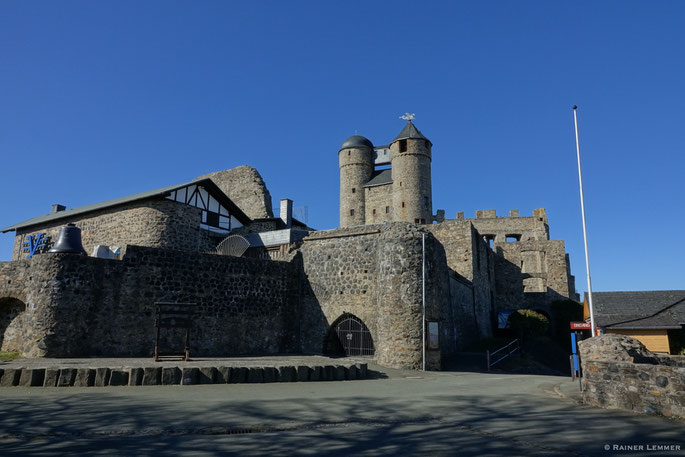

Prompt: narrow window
xmin=385 ymin=206 xmax=390 ymax=214
xmin=400 ymin=182 xmax=402 ymax=187
xmin=373 ymin=209 xmax=377 ymax=215
xmin=402 ymin=201 xmax=405 ymax=208
xmin=424 ymin=196 xmax=428 ymax=208
xmin=350 ymin=209 xmax=355 ymax=216
xmin=348 ymin=151 xmax=351 ymax=156
xmin=352 ymin=188 xmax=356 ymax=193
xmin=399 ymin=139 xmax=407 ymax=152
xmin=414 ymin=218 xmax=420 ymax=223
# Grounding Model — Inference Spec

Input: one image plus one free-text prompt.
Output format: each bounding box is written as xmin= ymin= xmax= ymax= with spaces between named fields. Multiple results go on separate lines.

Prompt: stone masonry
xmin=579 ymin=334 xmax=685 ymax=418
xmin=197 ymin=165 xmax=274 ymax=219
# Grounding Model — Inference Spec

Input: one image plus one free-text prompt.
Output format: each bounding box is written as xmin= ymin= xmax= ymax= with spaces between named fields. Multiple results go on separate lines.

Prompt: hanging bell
xmin=48 ymin=223 xmax=86 ymax=254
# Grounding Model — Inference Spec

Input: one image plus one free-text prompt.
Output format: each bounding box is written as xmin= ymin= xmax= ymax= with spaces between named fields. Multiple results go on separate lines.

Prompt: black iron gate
xmin=334 ymin=316 xmax=374 ymax=356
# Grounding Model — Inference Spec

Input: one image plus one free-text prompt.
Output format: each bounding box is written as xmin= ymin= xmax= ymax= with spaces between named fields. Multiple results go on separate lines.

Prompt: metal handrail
xmin=486 ymin=338 xmax=520 ymax=371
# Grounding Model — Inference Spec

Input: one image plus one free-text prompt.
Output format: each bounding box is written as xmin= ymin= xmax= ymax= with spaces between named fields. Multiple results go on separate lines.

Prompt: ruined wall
xmin=364 ymin=183 xmax=393 ymax=224
xmin=197 ymin=165 xmax=274 ymax=219
xmin=493 ymin=239 xmax=576 ymax=307
xmin=580 ymin=334 xmax=685 ymax=418
xmin=0 ymin=247 xmax=299 ymax=358
xmin=466 ymin=208 xmax=550 ymax=242
xmin=13 ymin=199 xmax=222 ymax=261
xmin=297 ymin=223 xmax=452 ymax=370
xmin=428 ymin=220 xmax=495 ymax=340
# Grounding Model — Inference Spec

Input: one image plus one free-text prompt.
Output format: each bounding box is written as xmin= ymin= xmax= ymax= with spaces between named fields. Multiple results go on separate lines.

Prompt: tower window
xmin=385 ymin=206 xmax=390 ymax=214
xmin=373 ymin=209 xmax=377 ymax=215
xmin=424 ymin=196 xmax=429 ymax=208
xmin=350 ymin=209 xmax=355 ymax=216
xmin=425 ymin=140 xmax=430 ymax=150
xmin=348 ymin=151 xmax=351 ymax=156
xmin=352 ymin=188 xmax=356 ymax=193
xmin=399 ymin=139 xmax=407 ymax=152
xmin=400 ymin=182 xmax=402 ymax=187
xmin=402 ymin=201 xmax=405 ymax=208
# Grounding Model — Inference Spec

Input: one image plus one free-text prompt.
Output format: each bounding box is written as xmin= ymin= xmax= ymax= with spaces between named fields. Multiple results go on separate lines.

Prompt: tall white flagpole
xmin=573 ymin=105 xmax=596 ymax=336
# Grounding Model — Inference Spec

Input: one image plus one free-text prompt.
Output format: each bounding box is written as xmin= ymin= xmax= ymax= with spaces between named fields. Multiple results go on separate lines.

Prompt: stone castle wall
xmin=13 ymin=199 xmax=222 ymax=261
xmin=467 ymin=208 xmax=550 ymax=241
xmin=580 ymin=334 xmax=685 ymax=418
xmin=297 ymin=223 xmax=455 ymax=370
xmin=428 ymin=220 xmax=495 ymax=341
xmin=0 ymin=247 xmax=299 ymax=358
xmin=364 ymin=183 xmax=393 ymax=224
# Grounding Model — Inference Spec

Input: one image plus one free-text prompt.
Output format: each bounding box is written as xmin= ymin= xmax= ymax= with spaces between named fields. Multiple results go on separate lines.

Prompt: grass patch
xmin=0 ymin=352 xmax=20 ymax=361
xmin=464 ymin=337 xmax=515 ymax=353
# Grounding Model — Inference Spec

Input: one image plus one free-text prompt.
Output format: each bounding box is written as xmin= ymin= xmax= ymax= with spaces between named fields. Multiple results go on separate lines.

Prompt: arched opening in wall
xmin=0 ymin=297 xmax=27 ymax=353
xmin=323 ymin=314 xmax=374 ymax=357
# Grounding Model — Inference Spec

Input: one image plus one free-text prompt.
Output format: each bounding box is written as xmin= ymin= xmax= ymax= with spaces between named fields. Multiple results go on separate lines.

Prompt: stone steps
xmin=0 ymin=363 xmax=368 ymax=388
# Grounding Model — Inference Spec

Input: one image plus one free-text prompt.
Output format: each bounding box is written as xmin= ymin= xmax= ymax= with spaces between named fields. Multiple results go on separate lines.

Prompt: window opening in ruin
xmin=325 ymin=314 xmax=374 ymax=357
xmin=352 ymin=188 xmax=355 ymax=193
xmin=483 ymin=235 xmax=494 ymax=249
xmin=399 ymin=139 xmax=407 ymax=152
xmin=348 ymin=151 xmax=351 ymax=156
xmin=350 ymin=209 xmax=355 ymax=216
xmin=402 ymin=202 xmax=405 ymax=208
xmin=385 ymin=206 xmax=390 ymax=213
xmin=420 ymin=219 xmax=426 ymax=224
xmin=424 ymin=196 xmax=429 ymax=208
xmin=415 ymin=219 xmax=420 ymax=223
xmin=373 ymin=209 xmax=376 ymax=215
xmin=506 ymin=234 xmax=521 ymax=242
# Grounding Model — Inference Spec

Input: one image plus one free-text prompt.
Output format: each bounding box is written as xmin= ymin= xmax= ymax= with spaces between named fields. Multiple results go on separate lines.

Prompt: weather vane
xmin=400 ymin=112 xmax=415 ymax=121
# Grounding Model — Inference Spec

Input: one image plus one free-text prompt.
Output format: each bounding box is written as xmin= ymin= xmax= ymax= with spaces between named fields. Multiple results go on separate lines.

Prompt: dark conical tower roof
xmin=392 ymin=120 xmax=431 ymax=145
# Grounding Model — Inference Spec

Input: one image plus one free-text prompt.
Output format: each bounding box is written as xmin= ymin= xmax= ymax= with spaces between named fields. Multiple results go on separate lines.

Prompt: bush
xmin=508 ymin=309 xmax=549 ymax=342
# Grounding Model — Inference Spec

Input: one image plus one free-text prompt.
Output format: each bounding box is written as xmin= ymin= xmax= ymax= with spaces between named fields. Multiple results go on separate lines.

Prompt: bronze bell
xmin=48 ymin=223 xmax=86 ymax=254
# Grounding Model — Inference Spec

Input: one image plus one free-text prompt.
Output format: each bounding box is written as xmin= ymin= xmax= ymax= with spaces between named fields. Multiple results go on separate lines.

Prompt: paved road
xmin=0 ymin=366 xmax=682 ymax=456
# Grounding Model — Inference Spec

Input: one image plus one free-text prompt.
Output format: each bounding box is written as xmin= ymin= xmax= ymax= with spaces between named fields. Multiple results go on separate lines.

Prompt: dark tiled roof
xmin=364 ymin=169 xmax=393 ymax=188
xmin=1 ymin=179 xmax=251 ymax=233
xmin=586 ymin=290 xmax=685 ymax=329
xmin=392 ymin=121 xmax=431 ymax=145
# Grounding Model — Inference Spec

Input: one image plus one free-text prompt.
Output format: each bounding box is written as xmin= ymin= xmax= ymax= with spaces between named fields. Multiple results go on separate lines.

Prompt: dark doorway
xmin=0 ymin=297 xmax=26 ymax=353
xmin=326 ymin=315 xmax=374 ymax=357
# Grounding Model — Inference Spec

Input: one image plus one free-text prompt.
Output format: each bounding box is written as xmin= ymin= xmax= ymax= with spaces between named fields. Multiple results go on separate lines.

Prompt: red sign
xmin=570 ymin=322 xmax=592 ymax=330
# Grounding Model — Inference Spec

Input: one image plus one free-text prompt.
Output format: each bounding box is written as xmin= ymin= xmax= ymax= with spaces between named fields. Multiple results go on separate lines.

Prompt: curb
xmin=0 ymin=363 xmax=368 ymax=388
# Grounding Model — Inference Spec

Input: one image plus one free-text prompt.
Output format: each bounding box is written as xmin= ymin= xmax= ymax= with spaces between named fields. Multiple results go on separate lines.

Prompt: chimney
xmin=52 ymin=204 xmax=66 ymax=213
xmin=280 ymin=199 xmax=293 ymax=228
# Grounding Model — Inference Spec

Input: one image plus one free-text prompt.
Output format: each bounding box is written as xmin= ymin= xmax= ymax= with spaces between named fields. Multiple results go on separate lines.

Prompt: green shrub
xmin=0 ymin=352 xmax=20 ymax=361
xmin=508 ymin=309 xmax=549 ymax=341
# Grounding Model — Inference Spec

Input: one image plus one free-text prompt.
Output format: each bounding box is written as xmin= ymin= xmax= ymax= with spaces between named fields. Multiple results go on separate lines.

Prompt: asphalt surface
xmin=0 ymin=365 xmax=682 ymax=457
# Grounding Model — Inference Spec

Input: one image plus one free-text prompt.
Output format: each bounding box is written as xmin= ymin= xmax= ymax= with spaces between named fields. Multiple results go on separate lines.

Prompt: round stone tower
xmin=390 ymin=121 xmax=433 ymax=224
xmin=339 ymin=135 xmax=373 ymax=227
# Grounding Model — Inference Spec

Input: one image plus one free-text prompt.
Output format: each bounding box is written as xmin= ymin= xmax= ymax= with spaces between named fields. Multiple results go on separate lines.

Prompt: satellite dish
xmin=215 ymin=235 xmax=250 ymax=257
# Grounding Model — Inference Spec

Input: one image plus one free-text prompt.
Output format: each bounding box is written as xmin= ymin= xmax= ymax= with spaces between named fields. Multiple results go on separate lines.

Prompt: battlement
xmin=463 ymin=208 xmax=546 ymax=220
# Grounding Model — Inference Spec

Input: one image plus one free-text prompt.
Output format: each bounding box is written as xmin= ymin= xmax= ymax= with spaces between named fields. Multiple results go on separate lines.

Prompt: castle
xmin=0 ymin=120 xmax=578 ymax=370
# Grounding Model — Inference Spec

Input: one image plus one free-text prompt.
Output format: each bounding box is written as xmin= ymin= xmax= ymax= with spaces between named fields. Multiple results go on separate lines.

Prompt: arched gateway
xmin=0 ymin=297 xmax=27 ymax=353
xmin=325 ymin=314 xmax=374 ymax=357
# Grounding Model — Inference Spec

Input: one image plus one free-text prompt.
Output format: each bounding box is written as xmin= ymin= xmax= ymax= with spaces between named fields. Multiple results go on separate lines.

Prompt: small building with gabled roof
xmin=1 ymin=178 xmax=251 ymax=260
xmin=584 ymin=290 xmax=685 ymax=353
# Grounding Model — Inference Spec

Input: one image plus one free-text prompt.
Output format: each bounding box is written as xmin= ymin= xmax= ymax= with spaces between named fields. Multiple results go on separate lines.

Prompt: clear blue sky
xmin=1 ymin=1 xmax=683 ymax=295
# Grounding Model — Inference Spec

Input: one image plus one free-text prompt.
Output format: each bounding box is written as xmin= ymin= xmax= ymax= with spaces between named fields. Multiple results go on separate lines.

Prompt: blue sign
xmin=23 ymin=233 xmax=48 ymax=259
